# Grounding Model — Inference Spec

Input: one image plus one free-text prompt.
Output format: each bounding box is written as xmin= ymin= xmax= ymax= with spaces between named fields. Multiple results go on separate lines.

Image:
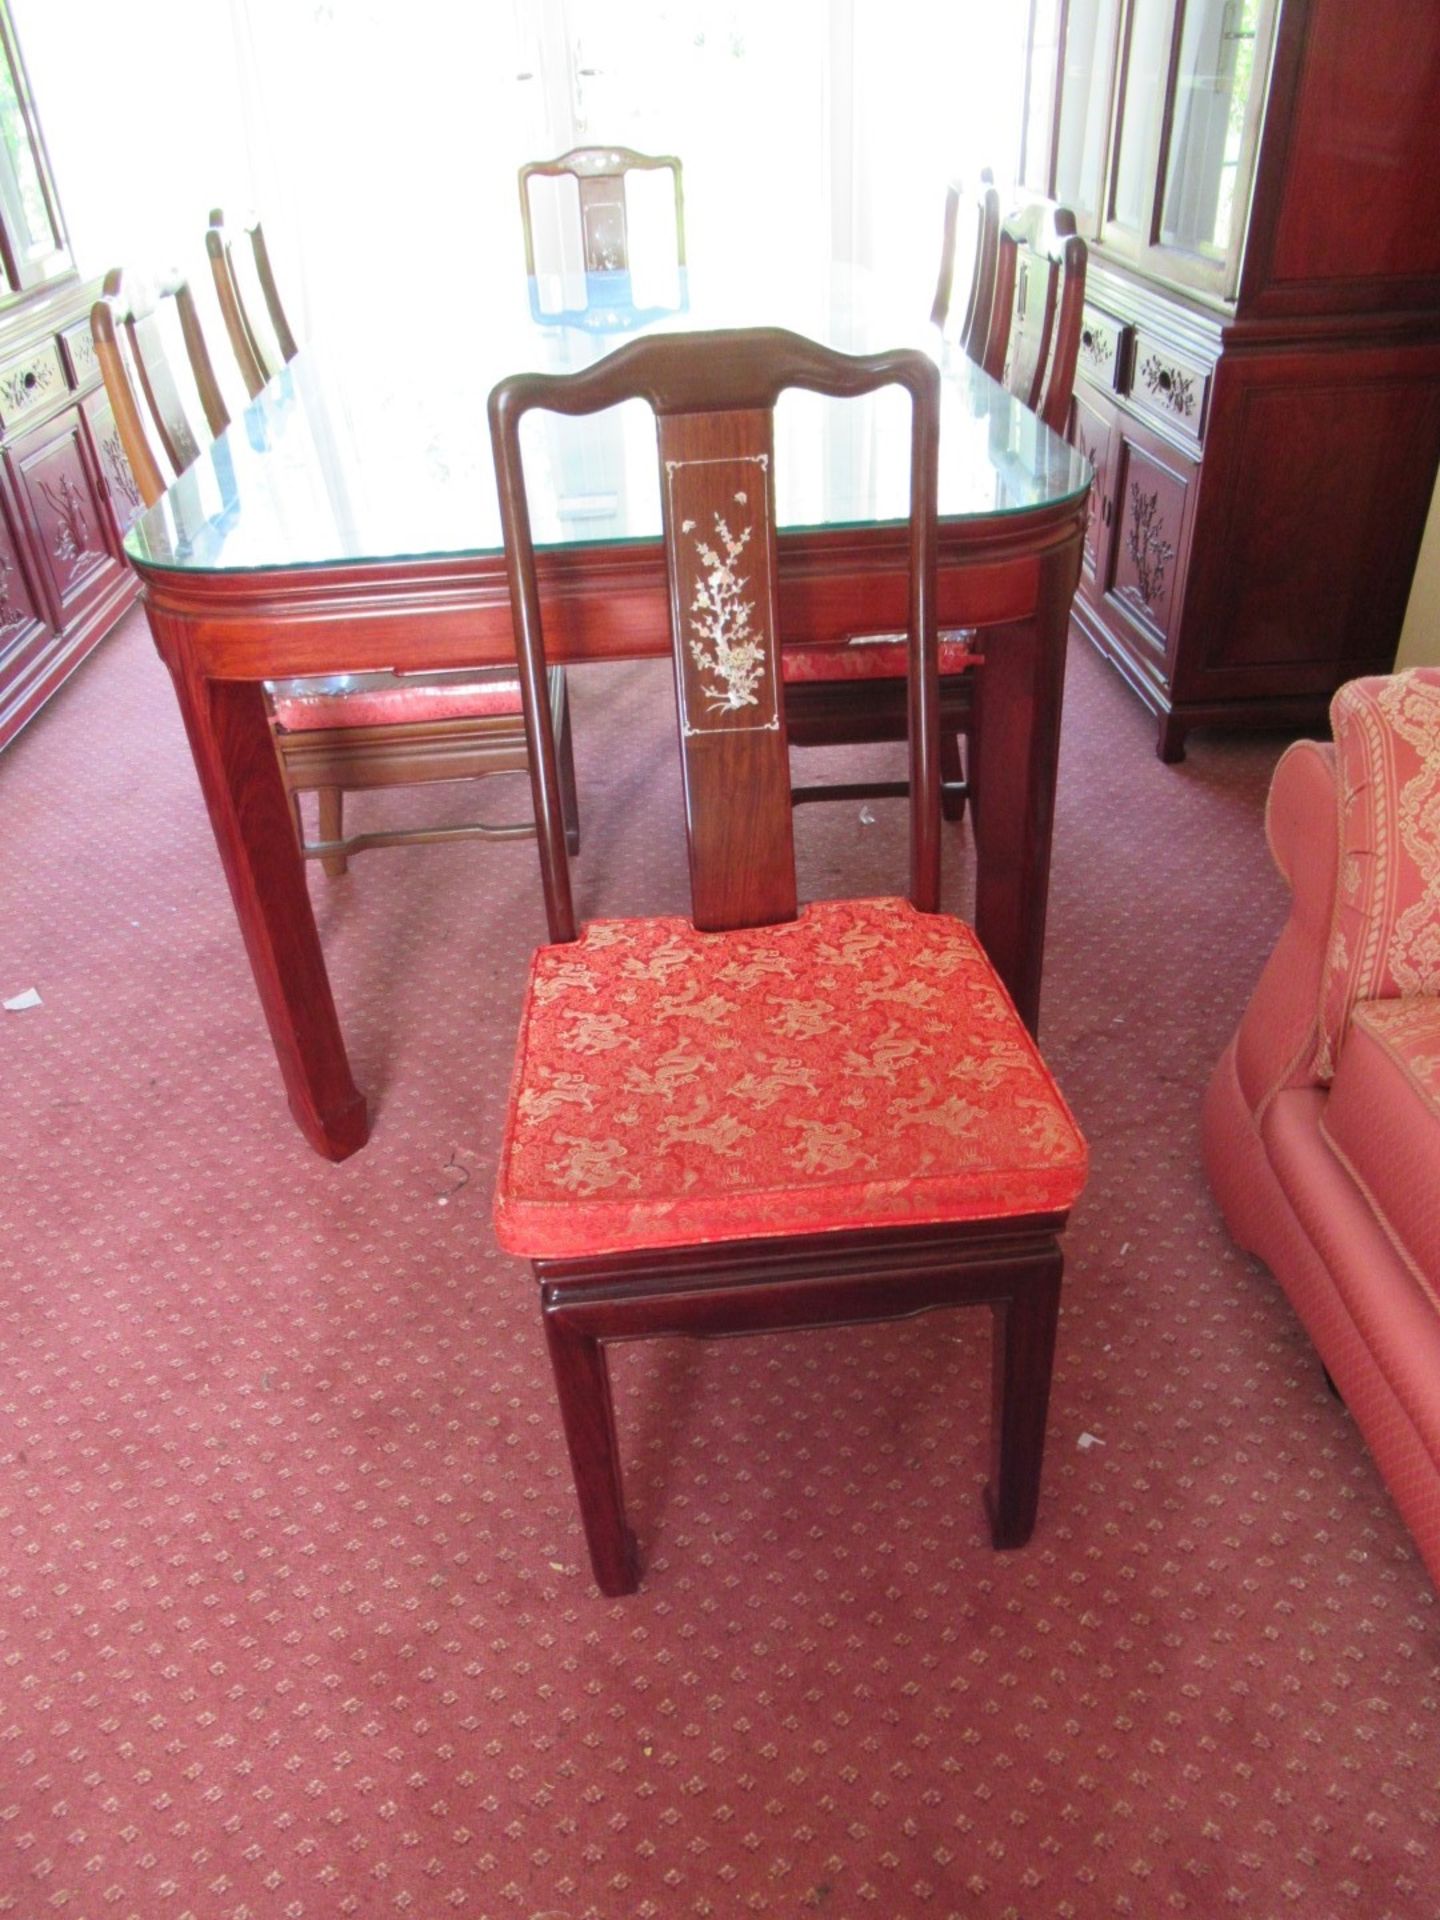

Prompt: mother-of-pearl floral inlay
xmin=684 ymin=497 xmax=765 ymax=713
xmin=667 ymin=454 xmax=780 ymax=736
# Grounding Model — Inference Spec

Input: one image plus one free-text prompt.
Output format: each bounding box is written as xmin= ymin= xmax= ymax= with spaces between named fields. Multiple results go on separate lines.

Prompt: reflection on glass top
xmin=125 ymin=270 xmax=1092 ymax=577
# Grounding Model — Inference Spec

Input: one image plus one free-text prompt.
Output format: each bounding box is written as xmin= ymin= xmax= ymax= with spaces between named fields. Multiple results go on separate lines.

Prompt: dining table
xmin=123 ymin=268 xmax=1091 ymax=1162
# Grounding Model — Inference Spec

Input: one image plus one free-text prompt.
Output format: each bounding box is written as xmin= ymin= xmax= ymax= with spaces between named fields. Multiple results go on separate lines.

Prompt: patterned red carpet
xmin=2 ymin=610 xmax=1436 ymax=1920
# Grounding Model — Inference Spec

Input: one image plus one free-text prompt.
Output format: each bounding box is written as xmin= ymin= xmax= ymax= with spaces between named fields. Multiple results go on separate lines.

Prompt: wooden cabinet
xmin=1022 ymin=0 xmax=1440 ymax=756
xmin=0 ymin=0 xmax=136 ymax=753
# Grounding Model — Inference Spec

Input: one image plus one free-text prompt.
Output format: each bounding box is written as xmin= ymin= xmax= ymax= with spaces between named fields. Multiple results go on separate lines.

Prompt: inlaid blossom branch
xmin=687 ymin=508 xmax=766 ymax=713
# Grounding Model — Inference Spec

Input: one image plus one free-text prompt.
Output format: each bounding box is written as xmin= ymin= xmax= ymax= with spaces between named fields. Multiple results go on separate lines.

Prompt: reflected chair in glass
xmin=91 ymin=265 xmax=579 ymax=878
xmin=783 ymin=195 xmax=1087 ymax=823
xmin=488 ymin=326 xmax=1088 ymax=1595
xmin=930 ymin=169 xmax=1001 ymax=362
xmin=204 ymin=208 xmax=299 ymax=399
xmin=518 ymin=146 xmax=686 ymax=332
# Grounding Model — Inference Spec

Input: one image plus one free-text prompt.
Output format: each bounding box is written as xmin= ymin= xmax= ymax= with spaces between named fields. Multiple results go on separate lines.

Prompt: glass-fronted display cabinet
xmin=1022 ymin=0 xmax=1274 ymax=302
xmin=0 ymin=0 xmax=135 ymax=753
xmin=1019 ymin=0 xmax=1440 ymax=762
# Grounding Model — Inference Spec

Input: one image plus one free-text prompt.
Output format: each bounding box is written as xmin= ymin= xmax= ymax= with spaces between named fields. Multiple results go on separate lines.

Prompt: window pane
xmin=1021 ymin=0 xmax=1061 ymax=191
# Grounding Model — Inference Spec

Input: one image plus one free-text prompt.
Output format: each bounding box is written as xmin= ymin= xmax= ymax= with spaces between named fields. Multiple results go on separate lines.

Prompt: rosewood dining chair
xmin=784 ymin=195 xmax=1088 ymax=822
xmin=92 ymin=265 xmax=579 ymax=876
xmin=985 ymin=198 xmax=1089 ymax=435
xmin=204 ymin=208 xmax=298 ymax=400
xmin=518 ymin=146 xmax=686 ymax=330
xmin=488 ymin=326 xmax=1088 ymax=1596
xmin=930 ymin=169 xmax=1001 ymax=362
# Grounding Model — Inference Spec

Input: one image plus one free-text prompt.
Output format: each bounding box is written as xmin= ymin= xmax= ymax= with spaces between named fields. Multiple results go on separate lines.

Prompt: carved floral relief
xmin=1139 ymin=353 xmax=1197 ymax=421
xmin=1125 ymin=483 xmax=1174 ymax=610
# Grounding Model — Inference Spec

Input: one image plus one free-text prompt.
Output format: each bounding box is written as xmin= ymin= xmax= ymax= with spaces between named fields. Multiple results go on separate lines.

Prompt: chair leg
xmin=543 ymin=1299 xmax=640 ymax=1595
xmin=316 ymin=787 xmax=348 ymax=878
xmin=983 ymin=1249 xmax=1062 ymax=1549
xmin=940 ymin=730 xmax=967 ymax=822
xmin=557 ymin=681 xmax=581 ymax=857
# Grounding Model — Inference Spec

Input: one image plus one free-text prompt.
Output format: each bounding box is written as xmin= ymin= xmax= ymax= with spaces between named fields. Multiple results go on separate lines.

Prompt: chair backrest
xmin=205 ymin=208 xmax=299 ymax=398
xmin=90 ymin=266 xmax=230 ymax=510
xmin=930 ymin=170 xmax=1000 ymax=364
xmin=984 ymin=199 xmax=1088 ymax=435
xmin=518 ymin=147 xmax=686 ymax=327
xmin=490 ymin=327 xmax=941 ymax=943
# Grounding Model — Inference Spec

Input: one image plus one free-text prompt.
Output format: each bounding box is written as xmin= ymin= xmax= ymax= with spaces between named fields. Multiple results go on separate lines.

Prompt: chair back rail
xmin=206 ymin=209 xmax=299 ymax=395
xmin=490 ymin=327 xmax=941 ymax=944
xmin=985 ymin=199 xmax=1088 ymax=435
xmin=931 ymin=171 xmax=1000 ymax=364
xmin=91 ymin=266 xmax=230 ymax=509
xmin=518 ymin=146 xmax=687 ymax=279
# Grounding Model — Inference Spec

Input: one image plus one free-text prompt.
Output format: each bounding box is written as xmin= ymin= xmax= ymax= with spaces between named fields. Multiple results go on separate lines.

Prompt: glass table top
xmin=125 ymin=269 xmax=1092 ymax=578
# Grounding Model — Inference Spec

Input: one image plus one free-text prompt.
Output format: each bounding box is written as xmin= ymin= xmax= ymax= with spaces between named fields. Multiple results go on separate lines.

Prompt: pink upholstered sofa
xmin=1203 ymin=668 xmax=1440 ymax=1589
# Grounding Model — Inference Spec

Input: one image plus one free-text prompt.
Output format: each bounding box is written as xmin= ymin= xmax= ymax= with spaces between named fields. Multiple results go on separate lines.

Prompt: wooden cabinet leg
xmin=1157 ymin=712 xmax=1187 ymax=763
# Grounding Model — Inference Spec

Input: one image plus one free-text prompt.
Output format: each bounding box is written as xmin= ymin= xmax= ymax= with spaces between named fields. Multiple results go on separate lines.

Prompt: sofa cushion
xmin=494 ymin=896 xmax=1087 ymax=1259
xmin=1315 ymin=669 xmax=1440 ymax=1079
xmin=1321 ymin=997 xmax=1440 ymax=1307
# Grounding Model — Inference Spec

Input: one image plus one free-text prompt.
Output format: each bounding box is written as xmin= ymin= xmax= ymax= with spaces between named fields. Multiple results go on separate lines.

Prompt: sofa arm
xmin=1232 ymin=738 xmax=1339 ymax=1116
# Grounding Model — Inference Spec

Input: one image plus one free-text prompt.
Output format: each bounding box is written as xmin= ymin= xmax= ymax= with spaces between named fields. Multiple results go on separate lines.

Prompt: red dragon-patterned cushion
xmin=780 ymin=630 xmax=982 ymax=684
xmin=494 ymin=897 xmax=1087 ymax=1259
xmin=269 ymin=673 xmax=524 ymax=733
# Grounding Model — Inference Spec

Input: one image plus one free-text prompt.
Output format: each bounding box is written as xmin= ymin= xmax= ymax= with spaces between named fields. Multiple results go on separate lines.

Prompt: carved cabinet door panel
xmin=7 ymin=405 xmax=127 ymax=633
xmin=1099 ymin=416 xmax=1197 ymax=673
xmin=0 ymin=474 xmax=51 ymax=677
xmin=1070 ymin=386 xmax=1118 ymax=598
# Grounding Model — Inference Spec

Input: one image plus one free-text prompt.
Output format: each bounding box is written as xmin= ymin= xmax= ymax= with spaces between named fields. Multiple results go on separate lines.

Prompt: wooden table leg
xmin=970 ymin=537 xmax=1080 ymax=1035
xmin=152 ymin=609 xmax=368 ymax=1160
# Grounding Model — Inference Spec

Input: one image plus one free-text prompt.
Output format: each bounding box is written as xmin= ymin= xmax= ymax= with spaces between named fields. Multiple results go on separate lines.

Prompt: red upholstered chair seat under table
xmin=496 ymin=896 xmax=1086 ymax=1261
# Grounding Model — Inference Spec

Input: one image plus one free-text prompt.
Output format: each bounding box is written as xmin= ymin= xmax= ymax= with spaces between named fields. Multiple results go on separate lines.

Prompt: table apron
xmin=134 ymin=512 xmax=1080 ymax=682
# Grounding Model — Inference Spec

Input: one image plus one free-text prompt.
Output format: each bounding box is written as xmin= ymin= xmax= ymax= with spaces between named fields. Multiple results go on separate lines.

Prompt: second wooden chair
xmin=92 ymin=264 xmax=578 ymax=876
xmin=204 ymin=208 xmax=299 ymax=400
xmin=783 ymin=194 xmax=1087 ymax=822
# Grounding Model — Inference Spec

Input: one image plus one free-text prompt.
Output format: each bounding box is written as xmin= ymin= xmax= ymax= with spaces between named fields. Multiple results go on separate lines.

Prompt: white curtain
xmin=14 ymin=0 xmax=1026 ymax=377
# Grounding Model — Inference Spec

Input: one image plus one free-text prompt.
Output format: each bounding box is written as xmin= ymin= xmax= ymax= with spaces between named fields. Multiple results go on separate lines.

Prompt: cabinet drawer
xmin=60 ymin=316 xmax=99 ymax=389
xmin=1129 ymin=332 xmax=1210 ymax=441
xmin=1077 ymin=304 xmax=1130 ymax=392
xmin=0 ymin=340 xmax=67 ymax=432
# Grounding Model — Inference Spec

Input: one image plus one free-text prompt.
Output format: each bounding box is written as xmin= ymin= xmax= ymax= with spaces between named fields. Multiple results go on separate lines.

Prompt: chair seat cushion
xmin=494 ymin=897 xmax=1087 ymax=1259
xmin=781 ymin=631 xmax=981 ymax=684
xmin=269 ymin=672 xmax=524 ymax=733
xmin=1321 ymin=997 xmax=1440 ymax=1300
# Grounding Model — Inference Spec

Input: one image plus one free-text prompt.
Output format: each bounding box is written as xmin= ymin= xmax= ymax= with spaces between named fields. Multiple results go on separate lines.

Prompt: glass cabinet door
xmin=1104 ymin=0 xmax=1275 ymax=298
xmin=0 ymin=6 xmax=69 ymax=296
xmin=1108 ymin=0 xmax=1174 ymax=239
xmin=1158 ymin=0 xmax=1266 ymax=268
xmin=1053 ymin=0 xmax=1122 ymax=235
